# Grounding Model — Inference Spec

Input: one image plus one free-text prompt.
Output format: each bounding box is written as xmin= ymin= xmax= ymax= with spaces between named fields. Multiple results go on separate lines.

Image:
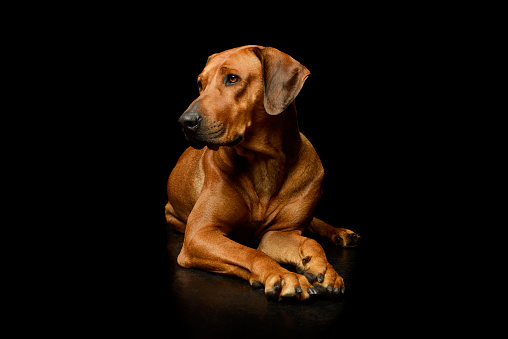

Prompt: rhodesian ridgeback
xmin=166 ymin=45 xmax=360 ymax=301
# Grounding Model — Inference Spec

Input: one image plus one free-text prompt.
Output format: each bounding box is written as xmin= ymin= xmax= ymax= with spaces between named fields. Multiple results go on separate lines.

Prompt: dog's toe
xmin=263 ymin=272 xmax=314 ymax=301
xmin=332 ymin=228 xmax=361 ymax=247
xmin=265 ymin=281 xmax=281 ymax=301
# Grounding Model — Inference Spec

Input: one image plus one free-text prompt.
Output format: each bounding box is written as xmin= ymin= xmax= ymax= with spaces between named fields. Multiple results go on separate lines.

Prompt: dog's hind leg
xmin=308 ymin=217 xmax=361 ymax=247
xmin=165 ymin=202 xmax=187 ymax=233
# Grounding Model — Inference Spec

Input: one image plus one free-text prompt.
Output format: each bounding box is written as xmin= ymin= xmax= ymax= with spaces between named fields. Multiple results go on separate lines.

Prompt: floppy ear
xmin=206 ymin=53 xmax=218 ymax=65
xmin=254 ymin=47 xmax=310 ymax=115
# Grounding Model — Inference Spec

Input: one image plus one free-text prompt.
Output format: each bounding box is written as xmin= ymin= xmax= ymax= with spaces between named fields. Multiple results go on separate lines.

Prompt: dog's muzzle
xmin=178 ymin=111 xmax=206 ymax=148
xmin=179 ymin=111 xmax=202 ymax=132
xmin=178 ymin=111 xmax=243 ymax=150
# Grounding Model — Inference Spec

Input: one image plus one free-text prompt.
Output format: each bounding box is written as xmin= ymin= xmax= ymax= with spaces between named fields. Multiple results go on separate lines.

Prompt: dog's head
xmin=178 ymin=45 xmax=310 ymax=150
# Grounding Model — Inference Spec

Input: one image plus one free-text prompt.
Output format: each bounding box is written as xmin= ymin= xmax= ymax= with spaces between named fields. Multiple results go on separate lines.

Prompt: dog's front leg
xmin=177 ymin=222 xmax=315 ymax=301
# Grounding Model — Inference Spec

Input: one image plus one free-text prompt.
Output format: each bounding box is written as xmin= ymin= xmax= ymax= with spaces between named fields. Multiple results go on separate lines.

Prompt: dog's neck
xmin=232 ymin=101 xmax=301 ymax=161
xmin=214 ymin=102 xmax=302 ymax=199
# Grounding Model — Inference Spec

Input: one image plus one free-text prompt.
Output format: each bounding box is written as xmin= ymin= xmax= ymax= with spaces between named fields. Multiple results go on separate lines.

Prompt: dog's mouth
xmin=185 ymin=136 xmax=207 ymax=150
xmin=185 ymin=133 xmax=243 ymax=151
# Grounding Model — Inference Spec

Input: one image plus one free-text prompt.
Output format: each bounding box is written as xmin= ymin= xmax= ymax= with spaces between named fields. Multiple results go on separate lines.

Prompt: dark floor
xmin=151 ymin=227 xmax=395 ymax=337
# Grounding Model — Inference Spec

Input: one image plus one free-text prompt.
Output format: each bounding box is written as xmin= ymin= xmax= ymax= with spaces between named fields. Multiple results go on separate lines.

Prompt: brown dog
xmin=166 ymin=45 xmax=360 ymax=301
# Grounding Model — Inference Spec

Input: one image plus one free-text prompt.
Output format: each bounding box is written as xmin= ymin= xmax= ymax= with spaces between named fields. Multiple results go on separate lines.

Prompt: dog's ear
xmin=253 ymin=47 xmax=310 ymax=115
xmin=206 ymin=53 xmax=218 ymax=65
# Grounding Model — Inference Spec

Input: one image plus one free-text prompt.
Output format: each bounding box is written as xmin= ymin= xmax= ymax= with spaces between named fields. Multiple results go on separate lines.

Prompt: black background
xmin=60 ymin=12 xmax=444 ymax=333
xmin=111 ymin=27 xmax=429 ymax=247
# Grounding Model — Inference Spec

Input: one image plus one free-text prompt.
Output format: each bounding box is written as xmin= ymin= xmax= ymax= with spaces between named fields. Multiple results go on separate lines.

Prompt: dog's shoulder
xmin=298 ymin=132 xmax=324 ymax=174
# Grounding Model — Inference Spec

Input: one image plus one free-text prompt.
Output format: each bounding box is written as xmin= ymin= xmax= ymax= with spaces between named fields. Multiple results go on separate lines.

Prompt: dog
xmin=166 ymin=45 xmax=360 ymax=301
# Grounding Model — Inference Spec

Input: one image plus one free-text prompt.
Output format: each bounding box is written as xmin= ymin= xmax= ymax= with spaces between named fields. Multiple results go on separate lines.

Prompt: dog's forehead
xmin=201 ymin=46 xmax=261 ymax=77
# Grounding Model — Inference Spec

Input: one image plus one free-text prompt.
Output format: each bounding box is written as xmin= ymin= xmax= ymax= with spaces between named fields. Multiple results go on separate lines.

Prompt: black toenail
xmin=333 ymin=287 xmax=340 ymax=294
xmin=282 ymin=292 xmax=296 ymax=299
xmin=266 ymin=290 xmax=279 ymax=300
xmin=266 ymin=283 xmax=281 ymax=301
xmin=327 ymin=285 xmax=333 ymax=293
xmin=313 ymin=284 xmax=326 ymax=294
xmin=251 ymin=280 xmax=263 ymax=289
xmin=304 ymin=272 xmax=316 ymax=283
xmin=308 ymin=287 xmax=317 ymax=295
xmin=295 ymin=286 xmax=302 ymax=294
xmin=341 ymin=287 xmax=345 ymax=294
xmin=317 ymin=274 xmax=324 ymax=283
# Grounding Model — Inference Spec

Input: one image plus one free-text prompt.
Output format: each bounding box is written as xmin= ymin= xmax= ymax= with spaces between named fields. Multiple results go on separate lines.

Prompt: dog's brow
xmin=220 ymin=66 xmax=239 ymax=75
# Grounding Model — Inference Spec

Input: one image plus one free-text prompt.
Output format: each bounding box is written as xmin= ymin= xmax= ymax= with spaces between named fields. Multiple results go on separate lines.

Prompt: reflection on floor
xmin=158 ymin=228 xmax=380 ymax=337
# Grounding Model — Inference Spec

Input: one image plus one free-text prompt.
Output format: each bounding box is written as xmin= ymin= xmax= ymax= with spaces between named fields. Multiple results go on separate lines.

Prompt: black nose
xmin=179 ymin=112 xmax=201 ymax=129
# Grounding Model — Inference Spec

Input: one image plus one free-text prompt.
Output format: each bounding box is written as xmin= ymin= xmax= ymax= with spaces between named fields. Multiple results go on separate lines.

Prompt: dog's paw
xmin=250 ymin=271 xmax=316 ymax=301
xmin=330 ymin=228 xmax=361 ymax=247
xmin=297 ymin=256 xmax=345 ymax=297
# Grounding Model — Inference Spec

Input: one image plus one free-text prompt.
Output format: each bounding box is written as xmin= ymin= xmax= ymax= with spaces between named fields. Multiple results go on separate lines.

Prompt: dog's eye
xmin=225 ymin=74 xmax=241 ymax=86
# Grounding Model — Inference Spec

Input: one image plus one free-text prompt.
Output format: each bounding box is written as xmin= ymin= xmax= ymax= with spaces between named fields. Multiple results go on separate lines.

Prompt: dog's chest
xmin=233 ymin=159 xmax=281 ymax=216
xmin=250 ymin=159 xmax=285 ymax=198
xmin=240 ymin=160 xmax=308 ymax=225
